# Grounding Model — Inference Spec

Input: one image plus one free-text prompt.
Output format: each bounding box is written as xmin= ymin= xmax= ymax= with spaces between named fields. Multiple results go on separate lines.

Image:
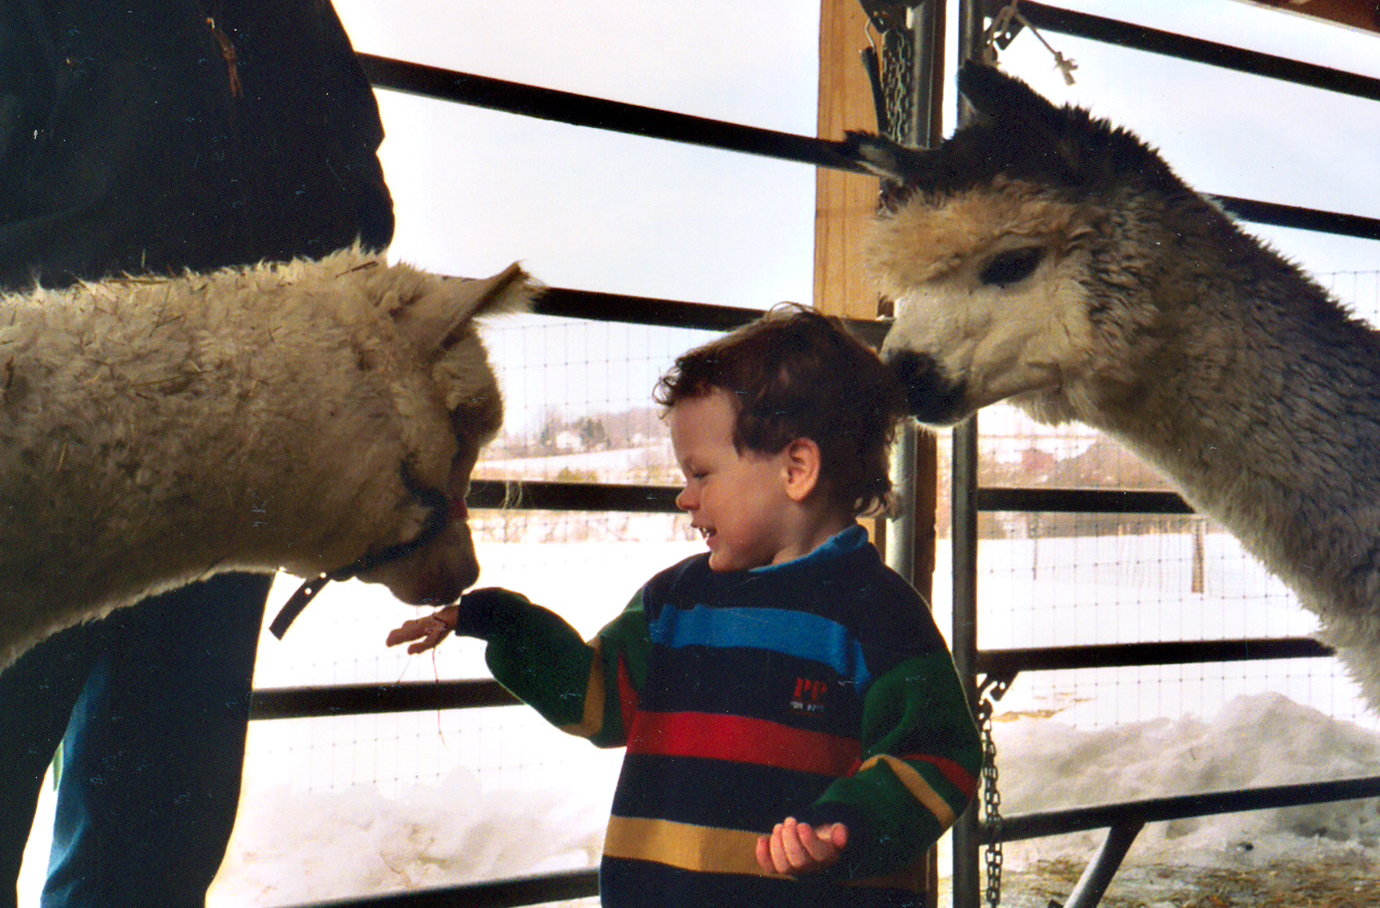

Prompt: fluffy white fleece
xmin=0 ymin=248 xmax=534 ymax=668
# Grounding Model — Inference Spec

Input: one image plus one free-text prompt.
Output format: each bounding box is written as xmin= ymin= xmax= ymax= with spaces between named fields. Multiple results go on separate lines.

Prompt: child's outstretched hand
xmin=755 ymin=817 xmax=848 ymax=876
xmin=386 ymin=605 xmax=459 ymax=654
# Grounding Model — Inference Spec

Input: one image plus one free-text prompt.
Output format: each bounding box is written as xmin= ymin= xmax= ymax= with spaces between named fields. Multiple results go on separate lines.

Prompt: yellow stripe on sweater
xmin=603 ymin=816 xmax=776 ymax=877
xmin=858 ymin=755 xmax=957 ymax=828
xmin=558 ymin=638 xmax=606 ymax=738
xmin=604 ymin=815 xmax=925 ymax=892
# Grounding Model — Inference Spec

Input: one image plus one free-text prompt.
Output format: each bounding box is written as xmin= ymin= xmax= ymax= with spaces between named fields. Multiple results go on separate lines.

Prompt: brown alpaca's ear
xmin=956 ymin=60 xmax=1092 ymax=183
xmin=393 ymin=264 xmax=535 ymax=360
xmin=957 ymin=60 xmax=1065 ymax=136
xmin=839 ymin=131 xmax=940 ymax=188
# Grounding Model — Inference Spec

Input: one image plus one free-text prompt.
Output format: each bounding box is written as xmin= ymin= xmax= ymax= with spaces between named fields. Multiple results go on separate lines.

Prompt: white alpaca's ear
xmin=394 ymin=263 xmax=533 ymax=359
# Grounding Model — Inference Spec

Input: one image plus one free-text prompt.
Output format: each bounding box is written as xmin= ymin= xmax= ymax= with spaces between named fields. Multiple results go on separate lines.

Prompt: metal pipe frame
xmin=302 ymin=869 xmax=599 ymax=908
xmin=1061 ymin=821 xmax=1143 ymax=908
xmin=992 ymin=775 xmax=1380 ymax=844
xmin=994 ymin=776 xmax=1380 ymax=908
xmin=1015 ymin=1 xmax=1380 ymax=104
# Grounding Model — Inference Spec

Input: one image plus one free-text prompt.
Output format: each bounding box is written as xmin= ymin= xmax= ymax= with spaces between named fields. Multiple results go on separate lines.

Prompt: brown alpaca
xmin=841 ymin=62 xmax=1380 ymax=707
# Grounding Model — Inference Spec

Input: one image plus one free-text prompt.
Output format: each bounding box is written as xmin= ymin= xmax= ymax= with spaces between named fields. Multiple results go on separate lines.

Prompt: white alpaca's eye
xmin=979 ymin=246 xmax=1044 ymax=287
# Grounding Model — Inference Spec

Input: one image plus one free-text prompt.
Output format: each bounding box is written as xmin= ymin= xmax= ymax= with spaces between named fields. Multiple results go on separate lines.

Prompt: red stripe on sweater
xmin=904 ymin=753 xmax=978 ymax=799
xmin=628 ymin=711 xmax=861 ymax=777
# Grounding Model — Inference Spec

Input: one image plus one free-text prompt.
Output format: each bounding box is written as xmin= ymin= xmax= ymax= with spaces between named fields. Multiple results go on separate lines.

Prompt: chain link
xmin=977 ymin=676 xmax=1011 ymax=907
xmin=880 ymin=23 xmax=914 ymax=143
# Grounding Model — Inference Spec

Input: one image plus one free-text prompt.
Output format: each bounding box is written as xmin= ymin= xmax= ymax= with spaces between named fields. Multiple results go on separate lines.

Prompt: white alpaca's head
xmin=346 ymin=260 xmax=533 ymax=606
xmin=0 ymin=250 xmax=539 ymax=666
xmin=844 ymin=62 xmax=1210 ymax=428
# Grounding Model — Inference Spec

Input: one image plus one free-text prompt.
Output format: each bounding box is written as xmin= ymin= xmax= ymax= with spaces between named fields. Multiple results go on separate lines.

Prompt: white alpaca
xmin=842 ymin=62 xmax=1380 ymax=706
xmin=0 ymin=248 xmax=535 ymax=668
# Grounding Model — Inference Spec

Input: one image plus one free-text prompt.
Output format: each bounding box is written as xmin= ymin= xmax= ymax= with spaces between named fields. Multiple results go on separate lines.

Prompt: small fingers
xmin=755 ymin=835 xmax=775 ymax=874
xmin=779 ymin=817 xmax=810 ymax=869
xmin=386 ymin=613 xmax=455 ymax=651
xmin=385 ymin=617 xmax=430 ymax=647
xmin=405 ymin=629 xmax=445 ymax=655
xmin=797 ymin=822 xmax=836 ymax=864
xmin=760 ymin=818 xmax=847 ymax=876
xmin=767 ymin=823 xmax=790 ymax=874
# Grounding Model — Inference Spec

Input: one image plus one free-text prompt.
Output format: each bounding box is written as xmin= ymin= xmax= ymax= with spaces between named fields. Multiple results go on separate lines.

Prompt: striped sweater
xmin=456 ymin=526 xmax=981 ymax=907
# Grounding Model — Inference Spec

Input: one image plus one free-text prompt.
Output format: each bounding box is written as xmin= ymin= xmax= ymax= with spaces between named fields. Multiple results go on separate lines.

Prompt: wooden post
xmin=815 ymin=0 xmax=884 ymax=321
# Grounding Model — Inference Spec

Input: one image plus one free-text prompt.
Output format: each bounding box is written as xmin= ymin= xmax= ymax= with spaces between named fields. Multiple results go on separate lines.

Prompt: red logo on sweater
xmin=791 ymin=677 xmax=830 ymax=714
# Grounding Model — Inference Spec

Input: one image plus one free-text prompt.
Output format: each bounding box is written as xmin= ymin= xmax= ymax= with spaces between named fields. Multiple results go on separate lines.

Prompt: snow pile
xmin=993 ymin=691 xmax=1380 ymax=872
xmin=211 ymin=761 xmax=615 ymax=905
xmin=203 ymin=693 xmax=1380 ymax=905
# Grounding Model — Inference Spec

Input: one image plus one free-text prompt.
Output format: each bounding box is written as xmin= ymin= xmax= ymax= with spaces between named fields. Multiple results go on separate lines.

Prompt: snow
xmin=994 ymin=693 xmax=1380 ymax=874
xmin=214 ymin=762 xmax=616 ymax=904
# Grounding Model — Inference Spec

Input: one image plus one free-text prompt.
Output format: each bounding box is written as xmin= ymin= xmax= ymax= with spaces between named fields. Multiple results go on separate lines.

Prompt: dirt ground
xmin=946 ymin=852 xmax=1380 ymax=908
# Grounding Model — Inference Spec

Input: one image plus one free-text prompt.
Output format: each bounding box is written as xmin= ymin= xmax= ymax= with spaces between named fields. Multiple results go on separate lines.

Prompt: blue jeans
xmin=0 ymin=573 xmax=270 ymax=908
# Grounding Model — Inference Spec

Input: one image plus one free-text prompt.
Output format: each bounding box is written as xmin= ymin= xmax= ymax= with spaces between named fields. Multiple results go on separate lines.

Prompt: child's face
xmin=667 ymin=388 xmax=796 ymax=572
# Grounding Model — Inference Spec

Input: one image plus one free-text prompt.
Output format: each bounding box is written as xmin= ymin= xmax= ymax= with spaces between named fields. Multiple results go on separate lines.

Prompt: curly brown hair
xmin=654 ymin=304 xmax=907 ymax=517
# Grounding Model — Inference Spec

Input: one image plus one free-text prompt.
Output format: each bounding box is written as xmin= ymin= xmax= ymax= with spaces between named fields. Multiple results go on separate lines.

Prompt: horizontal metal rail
xmin=247 ymin=638 xmax=1336 ymax=721
xmin=1015 ymin=4 xmax=1380 ymax=243
xmin=535 ymin=286 xmax=764 ymax=331
xmin=1213 ymin=196 xmax=1380 ymax=243
xmin=535 ymin=286 xmax=891 ymax=346
xmin=291 ymin=868 xmax=598 ymax=908
xmin=251 ymin=680 xmax=516 ymax=721
xmin=358 ymin=54 xmax=860 ymax=172
xmin=468 ymin=479 xmax=680 ymax=514
xmin=976 ymin=486 xmax=1193 ymax=515
xmin=987 ymin=774 xmax=1380 ymax=844
xmin=983 ymin=775 xmax=1380 ymax=908
xmin=1017 ymin=1 xmax=1380 ymax=103
xmin=361 ymin=54 xmax=1380 ymax=244
xmin=976 ymin=636 xmax=1333 ymax=677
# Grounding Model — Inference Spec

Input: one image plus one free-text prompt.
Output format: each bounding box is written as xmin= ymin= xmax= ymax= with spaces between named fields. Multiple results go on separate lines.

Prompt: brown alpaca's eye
xmin=979 ymin=247 xmax=1044 ymax=287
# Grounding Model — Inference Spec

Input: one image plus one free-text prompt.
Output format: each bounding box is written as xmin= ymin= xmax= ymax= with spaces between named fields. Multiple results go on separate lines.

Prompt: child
xmin=388 ymin=306 xmax=981 ymax=907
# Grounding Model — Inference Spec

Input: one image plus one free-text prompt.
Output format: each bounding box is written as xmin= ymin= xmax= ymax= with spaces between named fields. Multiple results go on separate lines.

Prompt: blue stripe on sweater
xmin=648 ymin=604 xmax=872 ymax=690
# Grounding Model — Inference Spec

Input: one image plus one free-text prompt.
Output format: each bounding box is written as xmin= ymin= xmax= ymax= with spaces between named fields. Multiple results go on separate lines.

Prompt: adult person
xmin=0 ymin=3 xmax=393 ymax=904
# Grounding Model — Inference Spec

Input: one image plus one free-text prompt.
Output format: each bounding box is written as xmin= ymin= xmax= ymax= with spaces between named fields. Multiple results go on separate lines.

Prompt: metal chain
xmin=977 ymin=675 xmax=1012 ymax=907
xmin=880 ymin=22 xmax=914 ymax=143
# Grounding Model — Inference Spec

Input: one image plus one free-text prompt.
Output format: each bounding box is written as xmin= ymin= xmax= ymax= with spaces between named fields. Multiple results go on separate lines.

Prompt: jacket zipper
xmin=203 ymin=6 xmax=242 ymax=98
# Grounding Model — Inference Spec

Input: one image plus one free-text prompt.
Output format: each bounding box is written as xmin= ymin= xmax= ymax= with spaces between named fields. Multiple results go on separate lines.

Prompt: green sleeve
xmin=458 ymin=587 xmax=651 ymax=748
xmin=805 ymin=650 xmax=983 ymax=878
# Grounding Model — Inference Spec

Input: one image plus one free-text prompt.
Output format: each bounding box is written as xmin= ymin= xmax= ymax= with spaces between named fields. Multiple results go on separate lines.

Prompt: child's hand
xmin=755 ymin=817 xmax=848 ymax=876
xmin=385 ymin=606 xmax=459 ymax=654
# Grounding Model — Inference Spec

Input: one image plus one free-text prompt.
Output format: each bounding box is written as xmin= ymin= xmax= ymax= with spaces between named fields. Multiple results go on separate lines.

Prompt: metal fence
xmin=231 ymin=3 xmax=1380 ymax=907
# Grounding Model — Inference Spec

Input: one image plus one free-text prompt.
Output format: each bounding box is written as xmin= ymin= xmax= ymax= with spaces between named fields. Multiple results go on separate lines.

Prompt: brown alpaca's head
xmin=841 ymin=61 xmax=1205 ymax=428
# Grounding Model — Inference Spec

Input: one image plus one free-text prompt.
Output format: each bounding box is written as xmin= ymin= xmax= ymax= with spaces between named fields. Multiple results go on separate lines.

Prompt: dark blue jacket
xmin=0 ymin=0 xmax=393 ymax=288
